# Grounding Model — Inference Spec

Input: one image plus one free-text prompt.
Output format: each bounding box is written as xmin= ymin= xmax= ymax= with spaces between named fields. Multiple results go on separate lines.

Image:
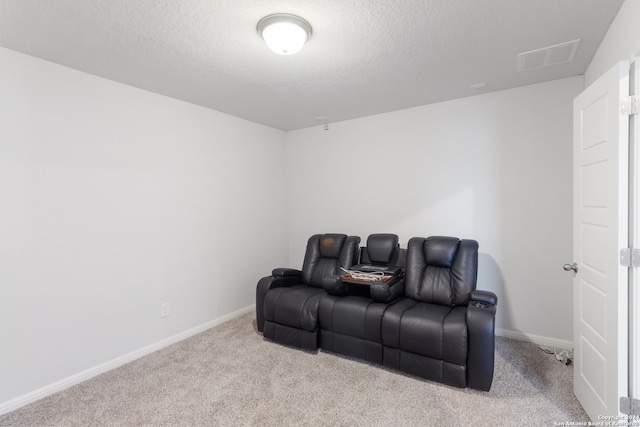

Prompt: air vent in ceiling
xmin=517 ymin=39 xmax=580 ymax=72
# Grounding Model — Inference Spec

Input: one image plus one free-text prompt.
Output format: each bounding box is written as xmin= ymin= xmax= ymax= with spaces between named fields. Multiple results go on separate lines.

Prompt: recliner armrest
xmin=256 ymin=271 xmax=303 ymax=333
xmin=323 ymin=275 xmax=348 ymax=296
xmin=470 ymin=290 xmax=497 ymax=307
xmin=272 ymin=268 xmax=302 ymax=277
xmin=466 ymin=289 xmax=497 ymax=391
xmin=370 ymin=277 xmax=404 ymax=303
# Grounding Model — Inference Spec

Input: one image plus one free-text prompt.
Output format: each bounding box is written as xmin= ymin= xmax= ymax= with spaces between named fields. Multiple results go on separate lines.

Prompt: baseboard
xmin=496 ymin=328 xmax=573 ymax=350
xmin=0 ymin=304 xmax=255 ymax=416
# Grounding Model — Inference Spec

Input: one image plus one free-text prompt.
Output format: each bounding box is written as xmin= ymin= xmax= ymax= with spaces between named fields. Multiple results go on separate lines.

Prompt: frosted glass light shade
xmin=257 ymin=14 xmax=312 ymax=55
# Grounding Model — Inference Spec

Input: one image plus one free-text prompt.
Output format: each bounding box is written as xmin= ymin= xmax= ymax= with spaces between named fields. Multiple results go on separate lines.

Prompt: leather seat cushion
xmin=381 ymin=299 xmax=468 ymax=365
xmin=263 ymin=285 xmax=325 ymax=331
xmin=318 ymin=295 xmax=385 ymax=342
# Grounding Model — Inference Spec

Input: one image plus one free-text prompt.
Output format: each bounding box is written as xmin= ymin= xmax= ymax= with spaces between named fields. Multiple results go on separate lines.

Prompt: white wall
xmin=285 ymin=77 xmax=583 ymax=343
xmin=0 ymin=47 xmax=288 ymax=406
xmin=585 ymin=0 xmax=640 ymax=86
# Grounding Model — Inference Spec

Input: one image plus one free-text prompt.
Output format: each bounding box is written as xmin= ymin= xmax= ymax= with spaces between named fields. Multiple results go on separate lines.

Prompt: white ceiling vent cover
xmin=517 ymin=39 xmax=580 ymax=71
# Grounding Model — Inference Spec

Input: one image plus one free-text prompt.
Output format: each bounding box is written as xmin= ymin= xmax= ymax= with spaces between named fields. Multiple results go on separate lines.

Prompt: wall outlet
xmin=161 ymin=303 xmax=170 ymax=318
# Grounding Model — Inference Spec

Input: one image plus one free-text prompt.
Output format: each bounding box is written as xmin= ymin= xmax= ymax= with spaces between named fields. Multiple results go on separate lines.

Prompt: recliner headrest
xmin=423 ymin=236 xmax=460 ymax=268
xmin=319 ymin=234 xmax=347 ymax=259
xmin=367 ymin=233 xmax=399 ymax=264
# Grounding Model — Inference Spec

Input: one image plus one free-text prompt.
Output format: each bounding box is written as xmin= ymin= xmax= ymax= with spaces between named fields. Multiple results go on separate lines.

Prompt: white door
xmin=572 ymin=60 xmax=630 ymax=420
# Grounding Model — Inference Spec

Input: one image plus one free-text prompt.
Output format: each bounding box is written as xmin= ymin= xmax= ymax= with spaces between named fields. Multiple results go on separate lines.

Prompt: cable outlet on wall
xmin=161 ymin=303 xmax=170 ymax=318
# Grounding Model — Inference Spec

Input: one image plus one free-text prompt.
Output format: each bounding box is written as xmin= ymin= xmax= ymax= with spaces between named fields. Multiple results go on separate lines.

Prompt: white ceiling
xmin=0 ymin=0 xmax=625 ymax=131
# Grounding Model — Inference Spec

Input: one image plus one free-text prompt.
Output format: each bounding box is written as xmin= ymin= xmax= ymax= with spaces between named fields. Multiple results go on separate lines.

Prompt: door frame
xmin=630 ymin=56 xmax=640 ymax=403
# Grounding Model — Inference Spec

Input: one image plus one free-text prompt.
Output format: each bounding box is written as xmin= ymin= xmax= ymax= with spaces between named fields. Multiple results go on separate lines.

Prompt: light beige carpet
xmin=0 ymin=311 xmax=587 ymax=426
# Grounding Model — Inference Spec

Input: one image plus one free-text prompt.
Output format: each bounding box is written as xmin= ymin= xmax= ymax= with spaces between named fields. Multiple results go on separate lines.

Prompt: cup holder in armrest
xmin=471 ymin=301 xmax=489 ymax=309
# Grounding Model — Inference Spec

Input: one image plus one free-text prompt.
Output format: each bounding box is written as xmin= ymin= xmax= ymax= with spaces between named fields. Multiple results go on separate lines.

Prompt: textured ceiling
xmin=0 ymin=0 xmax=625 ymax=131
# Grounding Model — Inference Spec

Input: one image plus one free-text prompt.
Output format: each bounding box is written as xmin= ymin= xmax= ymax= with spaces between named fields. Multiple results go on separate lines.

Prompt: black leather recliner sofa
xmin=256 ymin=233 xmax=361 ymax=350
xmin=256 ymin=233 xmax=498 ymax=391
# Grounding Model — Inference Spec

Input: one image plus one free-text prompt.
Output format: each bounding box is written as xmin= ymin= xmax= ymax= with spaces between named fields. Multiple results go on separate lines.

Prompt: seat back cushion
xmin=360 ymin=234 xmax=406 ymax=267
xmin=364 ymin=233 xmax=399 ymax=263
xmin=404 ymin=236 xmax=478 ymax=306
xmin=302 ymin=234 xmax=360 ymax=287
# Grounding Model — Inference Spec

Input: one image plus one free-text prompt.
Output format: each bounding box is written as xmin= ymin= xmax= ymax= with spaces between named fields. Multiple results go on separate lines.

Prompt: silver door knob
xmin=563 ymin=263 xmax=578 ymax=273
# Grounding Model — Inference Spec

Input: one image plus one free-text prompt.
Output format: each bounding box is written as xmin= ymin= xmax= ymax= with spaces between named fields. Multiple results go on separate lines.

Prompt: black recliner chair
xmin=256 ymin=233 xmax=360 ymax=351
xmin=381 ymin=236 xmax=497 ymax=391
xmin=319 ymin=233 xmax=406 ymax=363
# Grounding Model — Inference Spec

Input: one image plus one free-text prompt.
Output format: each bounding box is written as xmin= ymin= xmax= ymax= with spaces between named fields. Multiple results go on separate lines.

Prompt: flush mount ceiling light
xmin=257 ymin=13 xmax=312 ymax=55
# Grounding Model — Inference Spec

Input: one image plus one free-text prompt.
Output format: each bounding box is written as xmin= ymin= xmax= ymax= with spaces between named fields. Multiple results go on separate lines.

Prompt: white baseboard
xmin=496 ymin=327 xmax=573 ymax=350
xmin=0 ymin=304 xmax=255 ymax=416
